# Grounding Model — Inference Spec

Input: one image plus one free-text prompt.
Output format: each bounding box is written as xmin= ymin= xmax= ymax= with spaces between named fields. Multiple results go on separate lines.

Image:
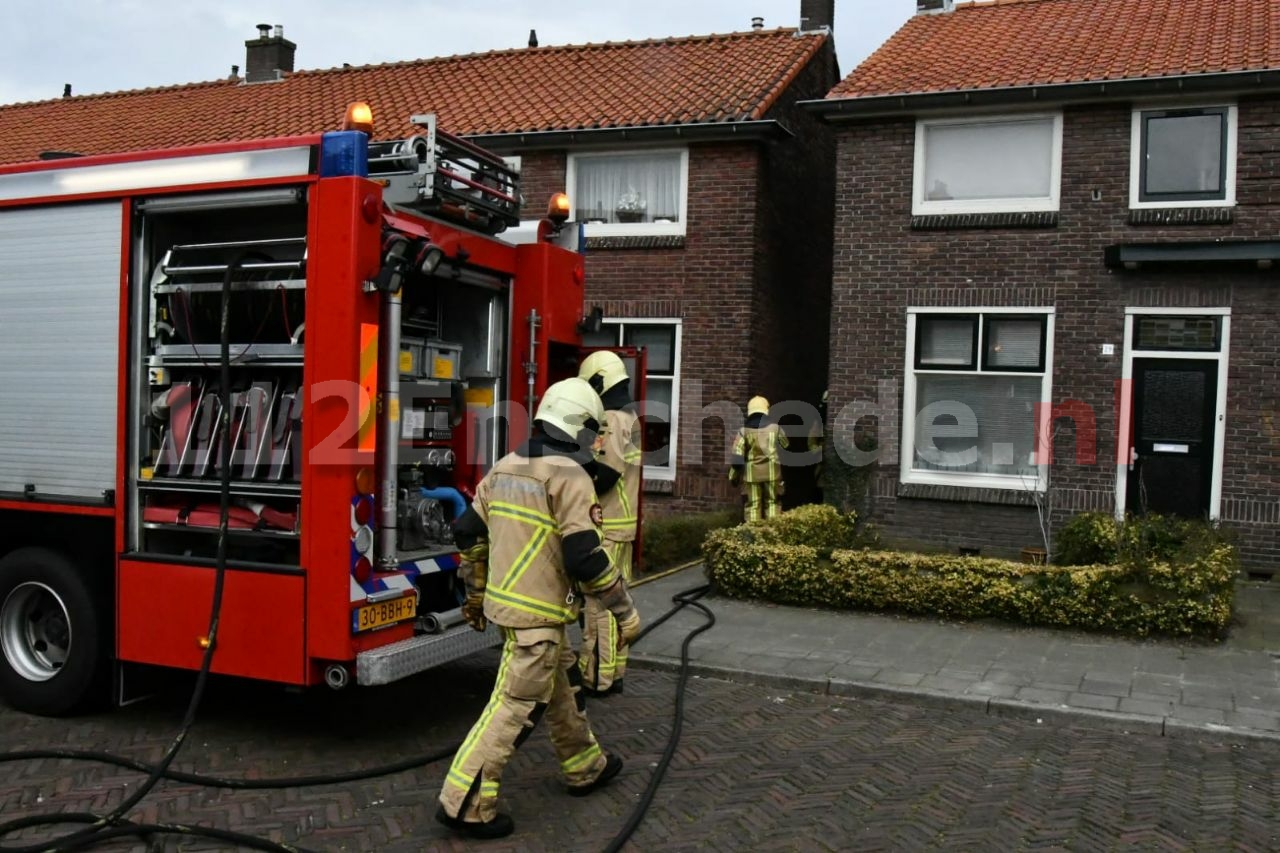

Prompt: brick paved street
xmin=2 ymin=654 xmax=1279 ymax=852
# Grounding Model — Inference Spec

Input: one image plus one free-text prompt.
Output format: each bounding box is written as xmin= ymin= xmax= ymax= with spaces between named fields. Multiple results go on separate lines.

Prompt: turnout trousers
xmin=578 ymin=539 xmax=633 ymax=693
xmin=439 ymin=624 xmax=608 ymax=822
xmin=743 ymin=480 xmax=781 ymax=522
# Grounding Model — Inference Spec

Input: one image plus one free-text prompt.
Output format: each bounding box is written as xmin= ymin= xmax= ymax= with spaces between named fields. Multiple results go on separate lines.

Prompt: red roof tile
xmin=829 ymin=0 xmax=1280 ymax=100
xmin=0 ymin=29 xmax=825 ymax=166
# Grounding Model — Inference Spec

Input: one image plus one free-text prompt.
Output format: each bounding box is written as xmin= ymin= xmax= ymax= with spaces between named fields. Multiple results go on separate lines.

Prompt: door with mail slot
xmin=1126 ymin=358 xmax=1217 ymax=518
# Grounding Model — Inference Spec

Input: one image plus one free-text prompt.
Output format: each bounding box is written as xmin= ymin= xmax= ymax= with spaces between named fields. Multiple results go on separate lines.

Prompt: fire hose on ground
xmin=0 ymin=548 xmax=712 ymax=850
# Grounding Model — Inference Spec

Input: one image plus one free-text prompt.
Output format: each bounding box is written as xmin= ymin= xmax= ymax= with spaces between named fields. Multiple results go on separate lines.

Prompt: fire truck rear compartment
xmin=129 ymin=186 xmax=510 ymax=645
xmin=131 ymin=193 xmax=308 ymax=567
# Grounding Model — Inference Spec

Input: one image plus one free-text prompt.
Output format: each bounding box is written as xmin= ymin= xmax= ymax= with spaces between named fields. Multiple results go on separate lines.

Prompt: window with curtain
xmin=1135 ymin=106 xmax=1233 ymax=204
xmin=913 ymin=114 xmax=1061 ymax=215
xmin=903 ymin=311 xmax=1053 ymax=489
xmin=568 ymin=150 xmax=687 ymax=235
xmin=580 ymin=319 xmax=682 ymax=480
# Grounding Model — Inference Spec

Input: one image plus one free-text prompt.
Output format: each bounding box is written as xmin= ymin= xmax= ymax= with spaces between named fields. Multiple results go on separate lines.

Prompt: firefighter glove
xmin=597 ymin=579 xmax=640 ymax=643
xmin=777 ymin=479 xmax=786 ymax=496
xmin=459 ymin=542 xmax=489 ymax=597
xmin=462 ymin=591 xmax=487 ymax=633
xmin=615 ymin=607 xmax=642 ymax=646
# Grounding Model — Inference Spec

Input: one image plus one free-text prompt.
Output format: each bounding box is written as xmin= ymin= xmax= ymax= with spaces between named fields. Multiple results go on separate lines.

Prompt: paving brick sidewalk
xmin=630 ymin=566 xmax=1280 ymax=741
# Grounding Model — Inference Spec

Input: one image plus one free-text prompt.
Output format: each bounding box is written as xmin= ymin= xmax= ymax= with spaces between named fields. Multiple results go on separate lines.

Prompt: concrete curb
xmin=986 ymin=697 xmax=1163 ymax=737
xmin=1161 ymin=717 xmax=1280 ymax=745
xmin=630 ymin=654 xmax=1280 ymax=746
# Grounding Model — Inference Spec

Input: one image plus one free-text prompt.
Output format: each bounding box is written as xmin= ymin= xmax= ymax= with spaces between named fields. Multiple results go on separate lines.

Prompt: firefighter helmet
xmin=747 ymin=396 xmax=769 ymax=416
xmin=579 ymin=350 xmax=630 ymax=395
xmin=535 ymin=377 xmax=605 ymax=445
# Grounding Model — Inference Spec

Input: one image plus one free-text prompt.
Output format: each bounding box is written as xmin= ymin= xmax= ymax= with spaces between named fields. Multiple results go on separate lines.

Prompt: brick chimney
xmin=244 ymin=23 xmax=296 ymax=83
xmin=916 ymin=0 xmax=955 ymax=14
xmin=799 ymin=0 xmax=834 ymax=32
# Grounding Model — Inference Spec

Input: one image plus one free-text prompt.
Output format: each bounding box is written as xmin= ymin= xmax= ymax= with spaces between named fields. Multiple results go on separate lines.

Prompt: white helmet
xmin=535 ymin=377 xmax=605 ymax=445
xmin=578 ymin=350 xmax=630 ymax=395
xmin=747 ymin=395 xmax=769 ymax=417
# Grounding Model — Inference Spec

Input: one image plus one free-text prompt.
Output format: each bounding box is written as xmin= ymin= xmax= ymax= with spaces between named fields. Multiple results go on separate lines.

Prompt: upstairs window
xmin=567 ymin=149 xmax=688 ymax=237
xmin=1131 ymin=105 xmax=1236 ymax=207
xmin=913 ymin=114 xmax=1062 ymax=215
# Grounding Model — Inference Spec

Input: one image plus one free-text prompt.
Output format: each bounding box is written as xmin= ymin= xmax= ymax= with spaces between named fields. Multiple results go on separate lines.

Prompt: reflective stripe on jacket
xmin=473 ymin=451 xmax=607 ymax=628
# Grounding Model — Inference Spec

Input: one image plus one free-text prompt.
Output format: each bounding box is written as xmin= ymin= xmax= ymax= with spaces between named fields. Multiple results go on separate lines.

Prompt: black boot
xmin=568 ymin=754 xmax=623 ymax=797
xmin=581 ymin=678 xmax=623 ymax=698
xmin=435 ymin=805 xmax=515 ymax=839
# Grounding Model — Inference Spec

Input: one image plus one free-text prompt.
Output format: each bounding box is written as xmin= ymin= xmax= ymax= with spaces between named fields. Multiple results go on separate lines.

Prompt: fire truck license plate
xmin=353 ymin=595 xmax=417 ymax=632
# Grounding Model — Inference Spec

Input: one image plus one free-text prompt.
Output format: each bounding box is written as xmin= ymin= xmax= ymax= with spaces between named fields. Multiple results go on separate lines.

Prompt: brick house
xmin=0 ymin=7 xmax=839 ymax=517
xmin=808 ymin=0 xmax=1280 ymax=575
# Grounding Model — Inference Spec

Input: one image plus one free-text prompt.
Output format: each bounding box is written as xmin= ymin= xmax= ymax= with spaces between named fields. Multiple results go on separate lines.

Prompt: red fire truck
xmin=0 ymin=104 xmax=626 ymax=715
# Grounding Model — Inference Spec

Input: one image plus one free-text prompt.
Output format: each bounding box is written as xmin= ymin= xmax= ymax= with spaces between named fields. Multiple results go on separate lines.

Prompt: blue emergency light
xmin=319 ymin=131 xmax=369 ymax=179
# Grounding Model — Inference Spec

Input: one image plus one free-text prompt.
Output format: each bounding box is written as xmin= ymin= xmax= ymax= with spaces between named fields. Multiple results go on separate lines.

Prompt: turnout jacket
xmin=731 ymin=416 xmax=789 ymax=484
xmin=455 ymin=440 xmax=618 ymax=629
xmin=598 ymin=404 xmax=642 ymax=543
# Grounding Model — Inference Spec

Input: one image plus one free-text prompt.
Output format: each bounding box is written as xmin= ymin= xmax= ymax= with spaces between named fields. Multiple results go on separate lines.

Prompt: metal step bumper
xmin=356 ymin=624 xmax=500 ymax=686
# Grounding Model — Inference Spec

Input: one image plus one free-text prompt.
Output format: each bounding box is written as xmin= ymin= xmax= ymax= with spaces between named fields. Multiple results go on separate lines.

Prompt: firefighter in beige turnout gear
xmin=730 ymin=395 xmax=789 ymax=522
xmin=576 ymin=350 xmax=643 ymax=697
xmin=436 ymin=378 xmax=641 ymax=840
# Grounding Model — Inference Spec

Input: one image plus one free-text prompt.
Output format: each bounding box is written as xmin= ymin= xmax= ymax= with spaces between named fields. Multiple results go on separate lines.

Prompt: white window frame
xmin=585 ymin=317 xmax=683 ymax=482
xmin=1128 ymin=103 xmax=1237 ymax=209
xmin=902 ymin=307 xmax=1056 ymax=492
xmin=566 ymin=148 xmax=689 ymax=238
xmin=912 ymin=112 xmax=1063 ymax=216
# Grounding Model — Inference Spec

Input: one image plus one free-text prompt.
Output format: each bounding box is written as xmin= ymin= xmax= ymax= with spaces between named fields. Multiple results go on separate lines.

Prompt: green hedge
xmin=704 ymin=506 xmax=1237 ymax=638
xmin=640 ymin=509 xmax=739 ymax=573
xmin=1054 ymin=511 xmax=1225 ymax=568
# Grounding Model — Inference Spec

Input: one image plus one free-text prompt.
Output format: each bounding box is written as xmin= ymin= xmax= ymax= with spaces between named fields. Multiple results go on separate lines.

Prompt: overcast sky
xmin=1 ymin=0 xmax=913 ymax=106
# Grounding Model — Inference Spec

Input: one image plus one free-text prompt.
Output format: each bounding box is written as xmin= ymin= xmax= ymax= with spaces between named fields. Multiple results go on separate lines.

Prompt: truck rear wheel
xmin=0 ymin=548 xmax=108 ymax=716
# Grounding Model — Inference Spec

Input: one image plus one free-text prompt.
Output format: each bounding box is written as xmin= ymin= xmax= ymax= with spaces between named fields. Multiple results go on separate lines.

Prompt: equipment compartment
xmin=129 ymin=190 xmax=309 ymax=564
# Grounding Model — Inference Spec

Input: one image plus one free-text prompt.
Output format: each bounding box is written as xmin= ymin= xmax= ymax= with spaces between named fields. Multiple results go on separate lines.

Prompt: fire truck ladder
xmin=368 ymin=113 xmax=522 ymax=235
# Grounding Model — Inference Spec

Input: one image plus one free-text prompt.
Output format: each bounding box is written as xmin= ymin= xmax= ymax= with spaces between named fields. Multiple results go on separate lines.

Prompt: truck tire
xmin=0 ymin=547 xmax=108 ymax=716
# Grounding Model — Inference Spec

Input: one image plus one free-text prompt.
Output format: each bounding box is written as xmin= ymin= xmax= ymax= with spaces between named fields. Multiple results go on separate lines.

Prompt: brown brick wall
xmin=831 ymin=97 xmax=1280 ymax=573
xmin=511 ymin=40 xmax=838 ymax=519
xmin=515 ymin=151 xmax=568 ymax=219
xmin=592 ymin=141 xmax=760 ymax=516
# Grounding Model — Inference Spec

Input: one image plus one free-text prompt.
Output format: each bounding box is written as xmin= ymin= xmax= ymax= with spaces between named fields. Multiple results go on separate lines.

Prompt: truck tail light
xmin=353 ymin=556 xmax=372 ymax=584
xmin=353 ymin=498 xmax=372 ymax=527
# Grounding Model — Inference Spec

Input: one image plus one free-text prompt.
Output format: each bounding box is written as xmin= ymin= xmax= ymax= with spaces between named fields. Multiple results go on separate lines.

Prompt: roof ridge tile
xmin=0 ymin=25 xmax=828 ymax=165
xmin=295 ymin=26 xmax=803 ymax=79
